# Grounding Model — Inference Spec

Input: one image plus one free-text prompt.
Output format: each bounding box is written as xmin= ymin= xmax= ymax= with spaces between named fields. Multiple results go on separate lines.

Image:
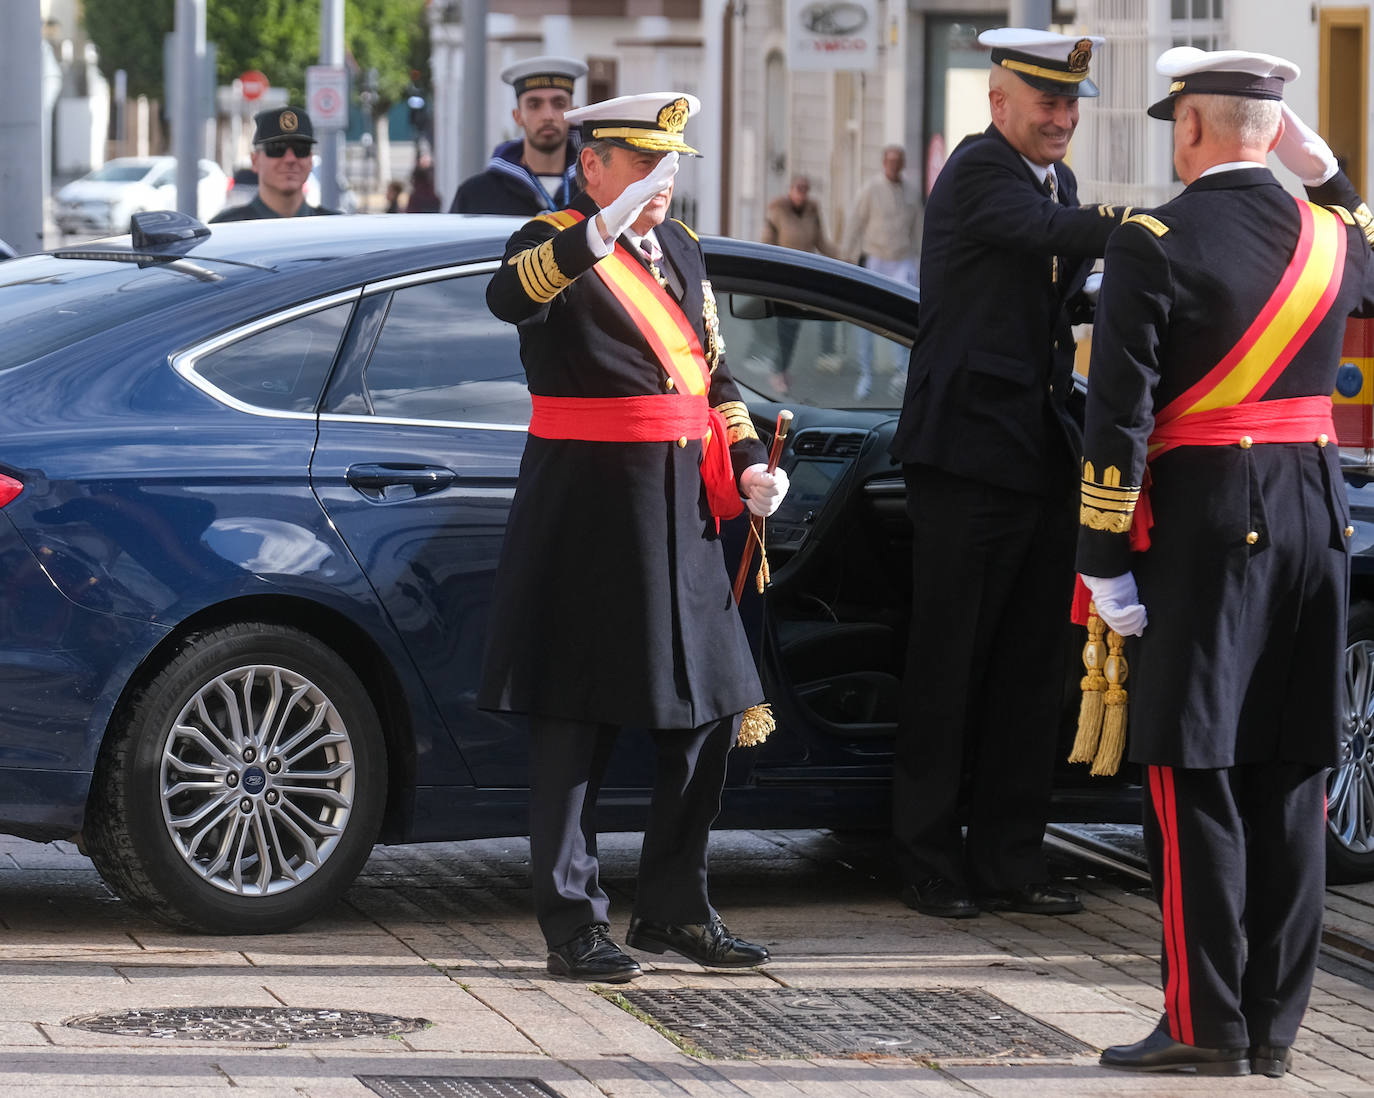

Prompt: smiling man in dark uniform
xmin=1080 ymin=47 xmax=1374 ymax=1077
xmin=210 ymin=106 xmax=338 ymax=222
xmin=450 ymin=56 xmax=586 ymax=215
xmin=481 ymin=91 xmax=789 ymax=982
xmin=887 ymin=28 xmax=1128 ymax=921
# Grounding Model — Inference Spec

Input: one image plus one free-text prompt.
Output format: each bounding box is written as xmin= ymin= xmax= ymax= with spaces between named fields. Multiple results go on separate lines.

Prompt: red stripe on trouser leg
xmin=1149 ymin=765 xmax=1194 ymax=1045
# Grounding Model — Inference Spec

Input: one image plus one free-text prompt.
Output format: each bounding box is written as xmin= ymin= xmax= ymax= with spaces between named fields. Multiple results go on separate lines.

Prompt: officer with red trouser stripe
xmin=1077 ymin=47 xmax=1374 ymax=1078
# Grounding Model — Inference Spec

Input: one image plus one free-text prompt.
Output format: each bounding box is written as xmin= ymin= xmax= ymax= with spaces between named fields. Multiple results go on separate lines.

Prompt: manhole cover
xmin=65 ymin=1006 xmax=429 ymax=1041
xmin=358 ymin=1080 xmax=558 ymax=1098
xmin=619 ymin=987 xmax=1092 ymax=1059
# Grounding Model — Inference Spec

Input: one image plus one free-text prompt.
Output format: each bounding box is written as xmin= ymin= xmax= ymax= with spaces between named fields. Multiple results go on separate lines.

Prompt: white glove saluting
xmin=1082 ymin=572 xmax=1148 ymax=637
xmin=740 ymin=463 xmax=790 ymax=518
xmin=1275 ymin=104 xmax=1338 ymax=187
xmin=595 ymin=152 xmax=680 ymax=242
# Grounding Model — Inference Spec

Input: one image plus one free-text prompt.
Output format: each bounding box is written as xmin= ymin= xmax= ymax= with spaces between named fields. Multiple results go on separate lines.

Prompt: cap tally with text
xmin=979 ymin=28 xmax=1104 ymax=98
xmin=253 ymin=106 xmax=316 ymax=146
xmin=500 ymin=56 xmax=588 ymax=99
xmin=563 ymin=92 xmax=703 ymax=157
xmin=1147 ymin=46 xmax=1299 ymax=120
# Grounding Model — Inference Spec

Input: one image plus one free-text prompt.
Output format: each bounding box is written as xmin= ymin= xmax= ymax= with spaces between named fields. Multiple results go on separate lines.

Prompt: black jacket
xmin=450 ymin=138 xmax=580 ymax=215
xmin=479 ymin=192 xmax=767 ymax=728
xmin=209 ymin=196 xmax=337 ymax=222
xmin=1077 ymin=167 xmax=1374 ymax=767
xmin=889 ymin=125 xmax=1126 ymax=492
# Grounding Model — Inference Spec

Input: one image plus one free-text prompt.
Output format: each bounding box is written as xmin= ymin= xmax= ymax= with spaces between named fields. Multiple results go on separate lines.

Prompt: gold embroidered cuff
xmin=511 ymin=238 xmax=571 ymax=303
xmin=715 ymin=400 xmax=759 ymax=445
xmin=1080 ymin=463 xmax=1140 ymax=533
xmin=1080 ymin=505 xmax=1135 ymax=533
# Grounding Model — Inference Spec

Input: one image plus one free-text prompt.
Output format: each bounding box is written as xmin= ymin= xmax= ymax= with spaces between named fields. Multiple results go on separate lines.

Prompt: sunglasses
xmin=261 ymin=140 xmax=313 ymax=159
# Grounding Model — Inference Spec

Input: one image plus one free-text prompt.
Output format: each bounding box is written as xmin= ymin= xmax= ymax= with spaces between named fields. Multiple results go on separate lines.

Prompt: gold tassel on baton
xmin=1068 ymin=601 xmax=1128 ymax=776
xmin=733 ymin=409 xmax=792 ymax=747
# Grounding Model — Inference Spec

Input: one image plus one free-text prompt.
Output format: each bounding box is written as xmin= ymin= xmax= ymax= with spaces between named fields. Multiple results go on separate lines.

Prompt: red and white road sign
xmin=306 ymin=65 xmax=349 ymax=130
xmin=240 ymin=70 xmax=269 ymax=101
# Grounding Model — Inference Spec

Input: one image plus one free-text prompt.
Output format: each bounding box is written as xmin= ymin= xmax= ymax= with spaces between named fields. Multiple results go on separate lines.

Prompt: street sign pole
xmin=318 ymin=0 xmax=345 ymax=210
xmin=173 ymin=0 xmax=206 ymax=219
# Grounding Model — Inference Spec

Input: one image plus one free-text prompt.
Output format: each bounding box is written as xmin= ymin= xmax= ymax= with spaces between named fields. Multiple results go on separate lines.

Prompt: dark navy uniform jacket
xmin=889 ymin=124 xmax=1128 ymax=491
xmin=1077 ymin=166 xmax=1374 ymax=768
xmin=479 ymin=191 xmax=768 ymax=729
xmin=450 ymin=138 xmax=579 ymax=215
xmin=208 ymin=196 xmax=337 ymax=222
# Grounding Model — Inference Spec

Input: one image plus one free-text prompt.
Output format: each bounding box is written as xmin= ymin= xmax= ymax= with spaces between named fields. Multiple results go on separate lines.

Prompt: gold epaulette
xmin=671 ymin=217 xmax=700 ymax=242
xmin=1353 ymin=203 xmax=1374 ymax=248
xmin=1328 ymin=204 xmax=1356 ymax=225
xmin=714 ymin=400 xmax=759 ymax=445
xmin=508 ymin=238 xmax=571 ymax=304
xmin=1123 ymin=213 xmax=1169 ymax=238
xmin=1080 ymin=461 xmax=1140 ymax=533
xmin=1096 ymin=204 xmax=1134 ymax=220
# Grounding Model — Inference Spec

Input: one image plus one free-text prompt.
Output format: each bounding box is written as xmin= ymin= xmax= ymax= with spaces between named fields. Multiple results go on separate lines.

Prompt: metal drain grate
xmin=358 ymin=1079 xmax=558 ymax=1098
xmin=619 ymin=987 xmax=1092 ymax=1060
xmin=65 ymin=1006 xmax=430 ymax=1041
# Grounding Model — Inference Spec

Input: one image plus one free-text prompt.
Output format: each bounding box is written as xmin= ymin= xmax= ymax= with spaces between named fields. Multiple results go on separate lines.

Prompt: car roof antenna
xmin=130 ymin=210 xmax=211 ymax=251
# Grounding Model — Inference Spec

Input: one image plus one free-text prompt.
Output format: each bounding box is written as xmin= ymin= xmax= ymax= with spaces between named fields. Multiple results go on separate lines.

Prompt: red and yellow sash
xmin=1129 ymin=198 xmax=1345 ymax=550
xmin=527 ymin=208 xmax=742 ymax=521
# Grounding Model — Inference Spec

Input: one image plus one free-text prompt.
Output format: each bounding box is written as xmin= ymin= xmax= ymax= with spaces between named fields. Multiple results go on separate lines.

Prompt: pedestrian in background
xmin=385 ymin=180 xmax=404 ymax=213
xmin=481 ymin=91 xmax=787 ymax=984
xmin=210 ymin=107 xmax=338 ymax=222
xmin=841 ymin=145 xmax=920 ymax=398
xmin=405 ymin=162 xmax=441 ymax=213
xmin=758 ymin=175 xmax=840 ymax=393
xmin=1087 ymin=47 xmax=1374 ymax=1079
xmin=451 ymin=56 xmax=586 ymax=215
xmin=886 ymin=29 xmax=1126 ymax=922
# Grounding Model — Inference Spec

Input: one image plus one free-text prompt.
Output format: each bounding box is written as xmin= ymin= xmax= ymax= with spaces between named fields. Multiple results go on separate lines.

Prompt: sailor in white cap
xmin=1080 ymin=47 xmax=1374 ymax=1077
xmin=886 ymin=28 xmax=1127 ymax=925
xmin=480 ymin=91 xmax=786 ymax=983
xmin=450 ymin=55 xmax=588 ymax=215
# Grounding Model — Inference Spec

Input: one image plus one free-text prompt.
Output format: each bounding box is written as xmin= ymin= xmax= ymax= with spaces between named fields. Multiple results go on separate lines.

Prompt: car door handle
xmin=345 ymin=463 xmax=456 ymax=493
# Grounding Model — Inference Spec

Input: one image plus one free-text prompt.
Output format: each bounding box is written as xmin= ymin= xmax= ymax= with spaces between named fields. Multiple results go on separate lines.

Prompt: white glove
xmin=1083 ymin=271 xmax=1103 ymax=300
xmin=1081 ymin=572 xmax=1148 ymax=637
xmin=1276 ymin=104 xmax=1338 ymax=187
xmin=595 ymin=152 xmax=679 ymax=241
xmin=740 ymin=463 xmax=790 ymax=518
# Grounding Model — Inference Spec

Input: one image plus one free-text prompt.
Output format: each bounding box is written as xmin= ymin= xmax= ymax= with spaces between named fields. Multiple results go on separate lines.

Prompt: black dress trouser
xmin=893 ymin=462 xmax=1077 ymax=893
xmin=527 ymin=713 xmax=739 ymax=947
xmin=1144 ymin=761 xmax=1327 ymax=1050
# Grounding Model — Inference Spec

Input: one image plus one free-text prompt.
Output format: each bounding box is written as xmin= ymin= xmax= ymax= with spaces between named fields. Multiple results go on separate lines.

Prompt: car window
xmin=361 ymin=275 xmax=529 ymax=424
xmin=717 ymin=294 xmax=911 ymax=409
xmin=190 ymin=302 xmax=351 ymax=413
xmin=148 ymin=167 xmax=176 ymax=188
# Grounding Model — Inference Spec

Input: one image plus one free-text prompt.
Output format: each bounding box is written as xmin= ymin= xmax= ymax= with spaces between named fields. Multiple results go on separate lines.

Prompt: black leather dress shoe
xmin=901 ymin=876 xmax=978 ymax=919
xmin=626 ymin=915 xmax=769 ymax=968
xmin=546 ymin=923 xmax=642 ymax=983
xmin=1100 ymin=1026 xmax=1249 ymax=1075
xmin=977 ymin=883 xmax=1083 ymax=915
xmin=1250 ymin=1044 xmax=1291 ymax=1078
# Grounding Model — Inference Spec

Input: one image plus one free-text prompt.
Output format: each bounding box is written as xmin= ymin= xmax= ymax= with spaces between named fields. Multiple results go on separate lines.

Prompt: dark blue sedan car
xmin=1 ymin=213 xmax=1370 ymax=933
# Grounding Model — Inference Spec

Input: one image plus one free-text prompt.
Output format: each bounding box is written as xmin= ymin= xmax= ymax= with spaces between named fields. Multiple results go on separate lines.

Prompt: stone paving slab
xmin=0 ymin=829 xmax=1372 ymax=1095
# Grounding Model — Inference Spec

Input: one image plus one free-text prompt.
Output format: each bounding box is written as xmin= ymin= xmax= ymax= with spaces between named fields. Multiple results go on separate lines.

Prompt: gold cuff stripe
xmin=1081 ymin=505 xmax=1135 ymax=533
xmin=999 ymin=58 xmax=1091 ymax=84
xmin=512 ymin=239 xmax=570 ymax=303
xmin=715 ymin=400 xmax=759 ymax=444
xmin=1124 ymin=213 xmax=1169 ymax=237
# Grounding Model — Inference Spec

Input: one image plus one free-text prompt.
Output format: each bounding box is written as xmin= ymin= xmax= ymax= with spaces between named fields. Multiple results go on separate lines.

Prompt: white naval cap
xmin=1148 ymin=46 xmax=1300 ymax=119
xmin=979 ymin=28 xmax=1105 ymax=98
xmin=564 ymin=92 xmax=703 ymax=157
xmin=499 ymin=55 xmax=588 ymax=99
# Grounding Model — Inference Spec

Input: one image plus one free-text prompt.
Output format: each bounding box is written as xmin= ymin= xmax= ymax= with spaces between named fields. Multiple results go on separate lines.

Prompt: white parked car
xmin=53 ymin=157 xmax=229 ymax=236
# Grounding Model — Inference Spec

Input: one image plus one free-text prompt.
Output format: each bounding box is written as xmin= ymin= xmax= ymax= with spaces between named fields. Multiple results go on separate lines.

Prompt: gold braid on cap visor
xmin=998 ymin=59 xmax=1090 ymax=85
xmin=589 ymin=126 xmax=702 ymax=156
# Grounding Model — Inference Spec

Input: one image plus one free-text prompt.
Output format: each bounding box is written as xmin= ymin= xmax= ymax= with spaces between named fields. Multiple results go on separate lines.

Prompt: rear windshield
xmin=0 ymin=255 xmax=221 ymax=370
xmin=85 ymin=162 xmax=155 ymax=183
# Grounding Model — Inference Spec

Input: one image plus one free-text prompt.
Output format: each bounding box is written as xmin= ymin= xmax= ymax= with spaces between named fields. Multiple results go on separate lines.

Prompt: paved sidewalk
xmin=1 ymin=829 xmax=1372 ymax=1097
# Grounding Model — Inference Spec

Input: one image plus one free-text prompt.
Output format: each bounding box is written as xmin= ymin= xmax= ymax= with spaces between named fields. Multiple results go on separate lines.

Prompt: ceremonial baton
xmin=732 ymin=409 xmax=792 ymax=604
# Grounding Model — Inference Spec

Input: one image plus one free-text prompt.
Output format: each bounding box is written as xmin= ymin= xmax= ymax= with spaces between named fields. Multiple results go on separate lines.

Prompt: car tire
xmin=1329 ymin=599 xmax=1374 ymax=884
xmin=84 ymin=622 xmax=387 ymax=933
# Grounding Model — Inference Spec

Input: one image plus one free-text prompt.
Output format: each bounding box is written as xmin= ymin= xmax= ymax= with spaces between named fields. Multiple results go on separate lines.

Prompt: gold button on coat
xmin=677 ymin=436 xmax=688 ymax=448
xmin=1239 ymin=436 xmax=1254 ymax=449
xmin=665 ymin=377 xmax=675 ymax=390
xmin=1318 ymin=433 xmax=1329 ymax=446
xmin=1246 ymin=531 xmax=1259 ymax=545
xmin=1347 ymin=526 xmax=1356 ymax=538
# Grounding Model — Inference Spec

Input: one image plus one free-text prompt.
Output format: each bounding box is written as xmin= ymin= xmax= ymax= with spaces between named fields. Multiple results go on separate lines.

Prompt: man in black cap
xmin=450 ymin=56 xmax=587 ymax=214
xmin=887 ymin=28 xmax=1128 ymax=922
xmin=211 ymin=106 xmax=338 ymax=222
xmin=482 ymin=92 xmax=787 ymax=983
xmin=1084 ymin=46 xmax=1374 ymax=1078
